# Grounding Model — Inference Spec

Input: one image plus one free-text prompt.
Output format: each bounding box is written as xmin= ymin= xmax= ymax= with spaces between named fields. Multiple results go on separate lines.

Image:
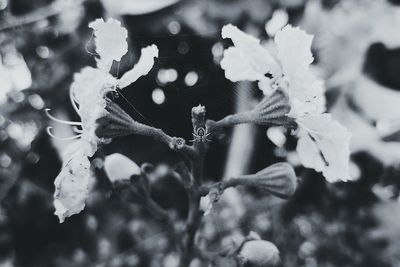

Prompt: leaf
xmin=104 ymin=153 xmax=140 ymax=183
xmin=89 ymin=18 xmax=128 ymax=71
xmin=296 ymin=114 xmax=351 ymax=182
xmin=118 ymin=44 xmax=159 ymax=89
xmin=220 ymin=24 xmax=281 ymax=83
xmin=53 ymin=152 xmax=90 ymax=223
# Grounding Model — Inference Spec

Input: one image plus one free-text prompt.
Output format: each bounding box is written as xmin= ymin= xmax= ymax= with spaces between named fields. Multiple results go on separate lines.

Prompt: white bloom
xmin=221 ymin=24 xmax=351 ymax=182
xmin=48 ymin=18 xmax=159 ymax=222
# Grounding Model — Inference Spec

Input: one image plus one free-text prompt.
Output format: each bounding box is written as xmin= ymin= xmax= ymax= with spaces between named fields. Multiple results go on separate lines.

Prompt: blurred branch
xmin=0 ymin=0 xmax=86 ymax=32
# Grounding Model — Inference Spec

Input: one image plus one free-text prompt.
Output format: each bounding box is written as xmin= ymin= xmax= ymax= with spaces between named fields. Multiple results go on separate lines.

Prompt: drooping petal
xmin=118 ymin=44 xmax=159 ymax=89
xmin=296 ymin=114 xmax=351 ymax=182
xmin=220 ymin=24 xmax=281 ymax=83
xmin=104 ymin=153 xmax=140 ymax=183
xmin=89 ymin=18 xmax=128 ymax=71
xmin=54 ymin=152 xmax=90 ymax=223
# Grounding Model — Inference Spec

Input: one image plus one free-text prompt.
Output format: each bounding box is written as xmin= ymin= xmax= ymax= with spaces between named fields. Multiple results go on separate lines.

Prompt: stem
xmin=206 ymin=111 xmax=254 ymax=132
xmin=179 ymin=105 xmax=208 ymax=267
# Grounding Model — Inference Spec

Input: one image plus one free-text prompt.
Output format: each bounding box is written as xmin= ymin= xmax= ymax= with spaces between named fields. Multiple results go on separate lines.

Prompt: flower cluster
xmin=221 ymin=24 xmax=351 ymax=182
xmin=48 ymin=18 xmax=158 ymax=222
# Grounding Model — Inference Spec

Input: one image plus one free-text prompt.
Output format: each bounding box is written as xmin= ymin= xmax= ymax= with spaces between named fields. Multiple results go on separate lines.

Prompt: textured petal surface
xmin=274 ymin=25 xmax=326 ymax=117
xmin=296 ymin=114 xmax=351 ymax=182
xmin=274 ymin=25 xmax=314 ymax=91
xmin=220 ymin=24 xmax=281 ymax=83
xmin=71 ymin=67 xmax=116 ymax=156
xmin=118 ymin=45 xmax=159 ymax=89
xmin=54 ymin=152 xmax=90 ymax=223
xmin=89 ymin=18 xmax=128 ymax=71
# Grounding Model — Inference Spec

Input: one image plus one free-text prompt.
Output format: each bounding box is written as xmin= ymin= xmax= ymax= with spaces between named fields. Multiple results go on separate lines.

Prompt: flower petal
xmin=71 ymin=67 xmax=116 ymax=156
xmin=220 ymin=24 xmax=281 ymax=83
xmin=274 ymin=25 xmax=314 ymax=90
xmin=89 ymin=18 xmax=128 ymax=71
xmin=118 ymin=44 xmax=159 ymax=89
xmin=54 ymin=152 xmax=90 ymax=223
xmin=274 ymin=25 xmax=325 ymax=117
xmin=296 ymin=114 xmax=351 ymax=182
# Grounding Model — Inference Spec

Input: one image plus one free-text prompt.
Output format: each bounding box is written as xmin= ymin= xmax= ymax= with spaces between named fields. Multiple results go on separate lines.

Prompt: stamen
xmin=69 ymin=87 xmax=81 ymax=116
xmin=45 ymin=109 xmax=82 ymax=126
xmin=72 ymin=126 xmax=84 ymax=134
xmin=46 ymin=127 xmax=82 ymax=140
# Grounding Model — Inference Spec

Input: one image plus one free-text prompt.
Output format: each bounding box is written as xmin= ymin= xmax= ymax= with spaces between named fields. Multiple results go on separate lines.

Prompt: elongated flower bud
xmin=96 ymin=99 xmax=160 ymax=139
xmin=238 ymin=240 xmax=280 ymax=267
xmin=207 ymin=89 xmax=295 ymax=131
xmin=230 ymin=162 xmax=297 ymax=199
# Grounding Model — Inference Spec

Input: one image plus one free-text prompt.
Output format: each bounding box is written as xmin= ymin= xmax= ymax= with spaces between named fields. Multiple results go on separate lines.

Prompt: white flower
xmin=47 ymin=18 xmax=159 ymax=222
xmin=221 ymin=24 xmax=351 ymax=182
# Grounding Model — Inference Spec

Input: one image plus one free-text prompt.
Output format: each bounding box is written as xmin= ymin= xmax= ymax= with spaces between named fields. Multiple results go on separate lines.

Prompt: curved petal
xmin=296 ymin=114 xmax=351 ymax=182
xmin=118 ymin=44 xmax=159 ymax=89
xmin=221 ymin=24 xmax=281 ymax=83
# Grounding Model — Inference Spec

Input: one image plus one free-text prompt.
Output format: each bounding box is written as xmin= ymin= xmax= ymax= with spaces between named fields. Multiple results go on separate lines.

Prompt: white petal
xmin=89 ymin=18 xmax=128 ymax=71
xmin=274 ymin=25 xmax=314 ymax=91
xmin=71 ymin=67 xmax=116 ymax=156
xmin=54 ymin=152 xmax=90 ymax=223
xmin=118 ymin=44 xmax=159 ymax=89
xmin=296 ymin=114 xmax=351 ymax=182
xmin=199 ymin=195 xmax=212 ymax=215
xmin=104 ymin=153 xmax=140 ymax=182
xmin=274 ymin=25 xmax=326 ymax=117
xmin=220 ymin=24 xmax=281 ymax=83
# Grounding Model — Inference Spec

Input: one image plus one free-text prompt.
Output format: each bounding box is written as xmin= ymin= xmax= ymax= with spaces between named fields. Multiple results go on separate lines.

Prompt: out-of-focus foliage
xmin=1 ymin=0 xmax=400 ymax=266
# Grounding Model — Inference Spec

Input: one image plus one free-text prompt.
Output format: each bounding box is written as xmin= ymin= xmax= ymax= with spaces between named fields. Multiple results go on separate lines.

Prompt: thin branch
xmin=0 ymin=0 xmax=86 ymax=32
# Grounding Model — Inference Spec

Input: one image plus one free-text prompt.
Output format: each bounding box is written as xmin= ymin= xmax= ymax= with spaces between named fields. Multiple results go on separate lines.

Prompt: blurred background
xmin=1 ymin=0 xmax=400 ymax=266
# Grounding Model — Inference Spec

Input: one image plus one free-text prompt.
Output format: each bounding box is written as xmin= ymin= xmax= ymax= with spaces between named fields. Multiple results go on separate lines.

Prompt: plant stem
xmin=179 ymin=105 xmax=208 ymax=266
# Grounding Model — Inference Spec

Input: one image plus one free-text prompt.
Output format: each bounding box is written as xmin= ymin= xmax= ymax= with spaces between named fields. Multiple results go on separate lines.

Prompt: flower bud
xmin=104 ymin=153 xmax=140 ymax=183
xmin=238 ymin=240 xmax=280 ymax=267
xmin=96 ymin=99 xmax=155 ymax=139
xmin=237 ymin=162 xmax=297 ymax=199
